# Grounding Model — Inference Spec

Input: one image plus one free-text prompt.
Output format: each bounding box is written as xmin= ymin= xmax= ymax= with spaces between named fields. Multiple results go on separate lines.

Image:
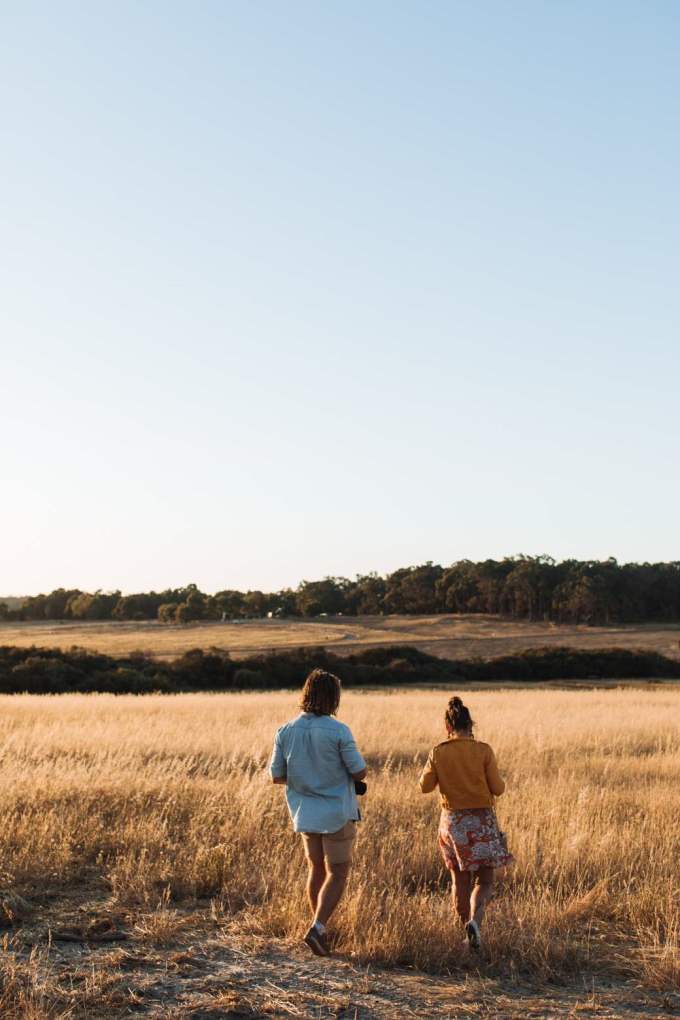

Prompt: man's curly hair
xmin=300 ymin=668 xmax=341 ymax=716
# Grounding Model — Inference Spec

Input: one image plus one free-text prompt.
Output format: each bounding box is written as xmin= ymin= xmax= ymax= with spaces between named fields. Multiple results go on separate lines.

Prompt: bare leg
xmin=470 ymin=867 xmax=495 ymax=928
xmin=306 ymin=859 xmax=327 ymax=915
xmin=451 ymin=865 xmax=472 ymax=924
xmin=314 ymin=861 xmax=351 ymax=927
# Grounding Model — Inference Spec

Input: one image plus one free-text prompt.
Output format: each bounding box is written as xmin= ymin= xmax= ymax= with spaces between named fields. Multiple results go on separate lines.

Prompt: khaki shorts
xmin=301 ymin=821 xmax=357 ymax=865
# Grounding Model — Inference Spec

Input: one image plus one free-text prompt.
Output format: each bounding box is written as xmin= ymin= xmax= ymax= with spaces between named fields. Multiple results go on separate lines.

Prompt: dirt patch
xmin=2 ymin=891 xmax=678 ymax=1019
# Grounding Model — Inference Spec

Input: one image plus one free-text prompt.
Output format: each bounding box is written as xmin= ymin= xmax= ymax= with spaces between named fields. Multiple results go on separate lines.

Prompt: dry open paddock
xmin=3 ymin=613 xmax=680 ymax=662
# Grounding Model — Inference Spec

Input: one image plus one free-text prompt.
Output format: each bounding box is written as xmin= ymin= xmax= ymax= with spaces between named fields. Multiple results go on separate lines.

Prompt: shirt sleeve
xmin=338 ymin=725 xmax=366 ymax=776
xmin=484 ymin=746 xmax=505 ymax=796
xmin=269 ymin=729 xmax=287 ymax=780
xmin=419 ymin=750 xmax=438 ymax=793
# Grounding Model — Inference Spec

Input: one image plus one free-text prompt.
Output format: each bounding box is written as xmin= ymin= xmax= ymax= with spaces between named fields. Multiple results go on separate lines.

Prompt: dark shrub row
xmin=0 ymin=644 xmax=678 ymax=694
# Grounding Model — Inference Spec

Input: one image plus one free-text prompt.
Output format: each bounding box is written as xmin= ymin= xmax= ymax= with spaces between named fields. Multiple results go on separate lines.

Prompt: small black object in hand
xmin=354 ymin=780 xmax=367 ymax=796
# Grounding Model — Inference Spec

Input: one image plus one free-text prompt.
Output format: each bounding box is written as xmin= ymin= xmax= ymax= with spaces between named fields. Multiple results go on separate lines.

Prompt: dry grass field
xmin=0 ymin=688 xmax=678 ymax=1018
xmin=3 ymin=613 xmax=680 ymax=662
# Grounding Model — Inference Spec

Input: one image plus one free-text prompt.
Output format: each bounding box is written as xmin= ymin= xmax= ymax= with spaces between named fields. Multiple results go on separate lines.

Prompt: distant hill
xmin=0 ymin=597 xmax=25 ymax=610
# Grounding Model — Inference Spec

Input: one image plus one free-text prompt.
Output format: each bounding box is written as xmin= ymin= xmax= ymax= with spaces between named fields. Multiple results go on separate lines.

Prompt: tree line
xmin=3 ymin=556 xmax=680 ymax=626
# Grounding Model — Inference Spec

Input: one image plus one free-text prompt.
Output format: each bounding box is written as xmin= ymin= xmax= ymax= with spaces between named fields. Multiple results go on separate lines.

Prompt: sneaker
xmin=304 ymin=924 xmax=330 ymax=957
xmin=465 ymin=919 xmax=481 ymax=951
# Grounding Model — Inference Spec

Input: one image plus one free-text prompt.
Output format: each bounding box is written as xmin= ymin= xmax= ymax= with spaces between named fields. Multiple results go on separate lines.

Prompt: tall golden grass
xmin=0 ymin=688 xmax=678 ymax=990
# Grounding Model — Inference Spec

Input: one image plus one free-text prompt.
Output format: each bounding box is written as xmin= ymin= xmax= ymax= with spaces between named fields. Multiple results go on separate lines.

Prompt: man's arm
xmin=339 ymin=725 xmax=367 ymax=780
xmin=269 ymin=730 xmax=287 ymax=785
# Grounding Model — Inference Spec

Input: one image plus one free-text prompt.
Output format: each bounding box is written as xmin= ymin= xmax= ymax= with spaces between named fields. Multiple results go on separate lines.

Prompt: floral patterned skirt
xmin=438 ymin=808 xmax=514 ymax=873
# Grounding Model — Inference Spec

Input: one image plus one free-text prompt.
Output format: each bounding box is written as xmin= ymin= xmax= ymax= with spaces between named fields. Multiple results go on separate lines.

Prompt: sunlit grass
xmin=0 ymin=688 xmax=677 ymax=988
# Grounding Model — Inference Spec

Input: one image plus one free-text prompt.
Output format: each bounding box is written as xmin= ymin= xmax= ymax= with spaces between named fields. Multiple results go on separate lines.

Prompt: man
xmin=270 ymin=668 xmax=367 ymax=957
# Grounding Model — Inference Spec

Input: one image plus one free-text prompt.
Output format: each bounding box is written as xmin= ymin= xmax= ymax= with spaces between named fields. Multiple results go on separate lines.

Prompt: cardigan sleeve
xmin=484 ymin=746 xmax=505 ymax=797
xmin=419 ymin=749 xmax=439 ymax=793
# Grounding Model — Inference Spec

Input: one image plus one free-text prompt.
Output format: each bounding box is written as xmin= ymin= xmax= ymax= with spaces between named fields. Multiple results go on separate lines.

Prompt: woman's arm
xmin=485 ymin=746 xmax=505 ymax=796
xmin=419 ymin=750 xmax=438 ymax=794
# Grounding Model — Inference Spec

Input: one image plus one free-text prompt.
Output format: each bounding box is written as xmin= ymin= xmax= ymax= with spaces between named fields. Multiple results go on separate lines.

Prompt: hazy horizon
xmin=3 ymin=2 xmax=679 ymax=595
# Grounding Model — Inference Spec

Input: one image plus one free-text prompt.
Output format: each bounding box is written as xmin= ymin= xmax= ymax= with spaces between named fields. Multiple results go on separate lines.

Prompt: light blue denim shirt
xmin=270 ymin=712 xmax=366 ymax=834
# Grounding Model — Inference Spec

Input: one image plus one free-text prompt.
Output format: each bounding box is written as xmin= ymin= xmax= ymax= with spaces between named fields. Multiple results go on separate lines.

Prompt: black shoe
xmin=304 ymin=925 xmax=330 ymax=957
xmin=465 ymin=919 xmax=481 ymax=951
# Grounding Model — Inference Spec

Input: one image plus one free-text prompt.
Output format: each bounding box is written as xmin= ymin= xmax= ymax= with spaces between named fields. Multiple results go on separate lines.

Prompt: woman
xmin=420 ymin=696 xmax=513 ymax=951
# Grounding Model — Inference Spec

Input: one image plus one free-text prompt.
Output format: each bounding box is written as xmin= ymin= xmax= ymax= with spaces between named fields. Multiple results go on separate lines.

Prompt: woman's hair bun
xmin=445 ymin=695 xmax=474 ymax=733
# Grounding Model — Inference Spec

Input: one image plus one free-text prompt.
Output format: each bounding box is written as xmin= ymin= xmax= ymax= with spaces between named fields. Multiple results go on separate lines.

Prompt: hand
xmin=354 ymin=779 xmax=367 ymax=796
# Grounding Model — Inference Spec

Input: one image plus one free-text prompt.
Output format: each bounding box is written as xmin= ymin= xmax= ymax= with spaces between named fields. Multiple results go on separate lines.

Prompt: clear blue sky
xmin=3 ymin=1 xmax=679 ymax=595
